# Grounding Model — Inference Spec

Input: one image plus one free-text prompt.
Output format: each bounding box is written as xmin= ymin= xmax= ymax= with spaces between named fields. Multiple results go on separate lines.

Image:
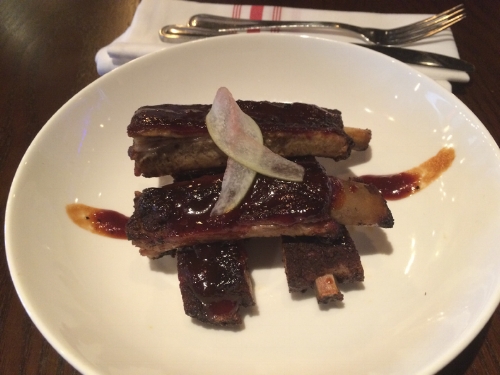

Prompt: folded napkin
xmin=95 ymin=0 xmax=470 ymax=90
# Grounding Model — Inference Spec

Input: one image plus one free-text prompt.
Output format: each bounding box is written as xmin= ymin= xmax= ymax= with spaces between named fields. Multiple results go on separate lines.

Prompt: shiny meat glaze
xmin=126 ymin=157 xmax=339 ymax=257
xmin=127 ymin=101 xmax=347 ymax=137
xmin=177 ymin=241 xmax=255 ymax=325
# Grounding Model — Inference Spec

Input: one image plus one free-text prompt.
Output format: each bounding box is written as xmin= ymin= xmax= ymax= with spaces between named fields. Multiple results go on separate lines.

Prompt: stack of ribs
xmin=126 ymin=101 xmax=393 ymax=325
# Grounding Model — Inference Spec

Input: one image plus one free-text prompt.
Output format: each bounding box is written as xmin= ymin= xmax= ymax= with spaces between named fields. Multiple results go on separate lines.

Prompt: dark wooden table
xmin=1 ymin=1 xmax=499 ymax=374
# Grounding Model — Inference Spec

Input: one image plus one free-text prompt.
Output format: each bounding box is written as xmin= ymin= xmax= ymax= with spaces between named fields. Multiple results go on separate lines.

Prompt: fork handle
xmin=188 ymin=13 xmax=357 ymax=33
xmin=160 ymin=25 xmax=231 ymax=42
xmin=189 ymin=14 xmax=273 ymax=28
xmin=159 ymin=23 xmax=352 ymax=44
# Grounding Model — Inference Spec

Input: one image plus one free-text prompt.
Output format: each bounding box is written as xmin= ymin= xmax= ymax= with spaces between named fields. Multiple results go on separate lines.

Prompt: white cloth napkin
xmin=95 ymin=0 xmax=470 ymax=90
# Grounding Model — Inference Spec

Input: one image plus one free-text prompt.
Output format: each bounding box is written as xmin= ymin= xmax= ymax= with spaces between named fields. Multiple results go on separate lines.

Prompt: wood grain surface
xmin=1 ymin=1 xmax=499 ymax=374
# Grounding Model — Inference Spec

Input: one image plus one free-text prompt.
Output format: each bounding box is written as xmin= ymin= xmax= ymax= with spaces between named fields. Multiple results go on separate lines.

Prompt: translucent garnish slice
xmin=206 ymin=87 xmax=305 ymax=182
xmin=211 ymin=157 xmax=257 ymax=216
xmin=211 ymin=94 xmax=263 ymax=216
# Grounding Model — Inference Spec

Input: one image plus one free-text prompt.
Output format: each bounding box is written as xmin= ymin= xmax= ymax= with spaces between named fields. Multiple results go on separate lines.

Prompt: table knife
xmin=356 ymin=44 xmax=474 ymax=73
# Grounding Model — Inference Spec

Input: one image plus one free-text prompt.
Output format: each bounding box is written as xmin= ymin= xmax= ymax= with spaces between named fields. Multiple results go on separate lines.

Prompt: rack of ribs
xmin=127 ymin=157 xmax=391 ymax=325
xmin=126 ymin=100 xmax=391 ymax=325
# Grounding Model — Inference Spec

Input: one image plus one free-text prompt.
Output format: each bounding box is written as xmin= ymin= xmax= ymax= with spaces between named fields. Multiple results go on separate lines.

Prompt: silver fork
xmin=160 ymin=4 xmax=465 ymax=46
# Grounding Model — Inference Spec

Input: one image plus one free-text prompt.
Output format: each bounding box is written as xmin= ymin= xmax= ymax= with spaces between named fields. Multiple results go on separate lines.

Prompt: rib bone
xmin=315 ymin=274 xmax=343 ymax=303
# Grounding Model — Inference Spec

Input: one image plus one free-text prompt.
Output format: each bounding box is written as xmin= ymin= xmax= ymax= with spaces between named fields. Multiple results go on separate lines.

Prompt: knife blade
xmin=355 ymin=44 xmax=474 ymax=73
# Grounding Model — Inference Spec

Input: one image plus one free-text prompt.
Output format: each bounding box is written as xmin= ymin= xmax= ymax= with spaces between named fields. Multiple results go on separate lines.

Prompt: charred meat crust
xmin=282 ymin=226 xmax=364 ymax=293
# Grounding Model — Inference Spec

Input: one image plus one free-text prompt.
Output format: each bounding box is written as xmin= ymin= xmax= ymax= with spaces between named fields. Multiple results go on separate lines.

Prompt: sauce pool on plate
xmin=66 ymin=203 xmax=129 ymax=239
xmin=356 ymin=147 xmax=455 ymax=200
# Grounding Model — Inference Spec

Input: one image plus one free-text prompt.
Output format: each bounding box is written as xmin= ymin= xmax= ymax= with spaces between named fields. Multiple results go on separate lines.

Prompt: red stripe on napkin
xmin=271 ymin=6 xmax=282 ymax=32
xmin=249 ymin=5 xmax=264 ymax=20
xmin=272 ymin=6 xmax=282 ymax=21
xmin=232 ymin=4 xmax=242 ymax=18
xmin=248 ymin=5 xmax=264 ymax=33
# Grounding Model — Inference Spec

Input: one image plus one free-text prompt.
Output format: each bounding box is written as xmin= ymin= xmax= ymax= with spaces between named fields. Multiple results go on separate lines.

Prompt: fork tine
xmin=413 ymin=14 xmax=465 ymax=40
xmin=388 ymin=13 xmax=466 ymax=45
xmin=425 ymin=4 xmax=465 ymax=24
xmin=418 ymin=9 xmax=465 ymax=30
xmin=390 ymin=10 xmax=466 ymax=39
xmin=391 ymin=4 xmax=465 ymax=33
xmin=389 ymin=18 xmax=465 ymax=45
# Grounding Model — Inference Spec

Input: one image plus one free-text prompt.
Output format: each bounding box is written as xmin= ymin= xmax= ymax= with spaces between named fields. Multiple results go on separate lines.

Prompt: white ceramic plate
xmin=6 ymin=34 xmax=500 ymax=375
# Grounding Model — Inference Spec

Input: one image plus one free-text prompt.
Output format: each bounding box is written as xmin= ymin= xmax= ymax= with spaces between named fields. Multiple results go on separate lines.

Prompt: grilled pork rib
xmin=127 ymin=101 xmax=371 ymax=177
xmin=126 ymin=157 xmax=393 ymax=258
xmin=173 ymin=170 xmax=255 ymax=325
xmin=128 ymin=157 xmax=338 ymax=257
xmin=177 ymin=241 xmax=255 ymax=325
xmin=282 ymin=226 xmax=364 ymax=303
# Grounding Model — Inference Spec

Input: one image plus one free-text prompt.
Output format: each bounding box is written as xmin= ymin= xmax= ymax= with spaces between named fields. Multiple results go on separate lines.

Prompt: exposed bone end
xmin=344 ymin=127 xmax=372 ymax=151
xmin=315 ymin=274 xmax=343 ymax=304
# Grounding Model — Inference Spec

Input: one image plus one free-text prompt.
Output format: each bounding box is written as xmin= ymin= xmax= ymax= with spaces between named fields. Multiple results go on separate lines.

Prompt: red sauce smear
xmin=355 ymin=147 xmax=455 ymax=200
xmin=355 ymin=172 xmax=419 ymax=200
xmin=66 ymin=203 xmax=129 ymax=239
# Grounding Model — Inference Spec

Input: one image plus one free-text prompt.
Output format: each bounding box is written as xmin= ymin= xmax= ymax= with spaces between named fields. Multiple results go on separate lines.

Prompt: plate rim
xmin=5 ymin=33 xmax=500 ymax=375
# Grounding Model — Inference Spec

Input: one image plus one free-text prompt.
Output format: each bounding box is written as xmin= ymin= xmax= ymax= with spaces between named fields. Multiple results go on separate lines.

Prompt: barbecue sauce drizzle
xmin=66 ymin=203 xmax=129 ymax=239
xmin=66 ymin=147 xmax=455 ymax=238
xmin=355 ymin=147 xmax=455 ymax=200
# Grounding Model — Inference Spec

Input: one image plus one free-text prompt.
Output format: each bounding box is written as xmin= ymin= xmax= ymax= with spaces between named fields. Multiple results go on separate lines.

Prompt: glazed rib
xmin=128 ymin=157 xmax=339 ymax=258
xmin=173 ymin=170 xmax=255 ymax=325
xmin=126 ymin=157 xmax=393 ymax=258
xmin=177 ymin=241 xmax=255 ymax=325
xmin=127 ymin=101 xmax=371 ymax=177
